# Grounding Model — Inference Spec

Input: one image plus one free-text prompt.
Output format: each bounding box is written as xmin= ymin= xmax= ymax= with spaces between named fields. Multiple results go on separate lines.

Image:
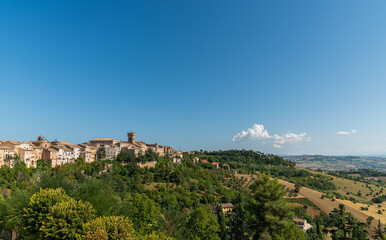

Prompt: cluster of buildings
xmin=193 ymin=157 xmax=231 ymax=171
xmin=0 ymin=132 xmax=181 ymax=168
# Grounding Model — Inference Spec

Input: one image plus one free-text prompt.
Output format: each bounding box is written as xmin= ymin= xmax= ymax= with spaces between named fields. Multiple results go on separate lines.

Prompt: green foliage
xmin=0 ymin=189 xmax=30 ymax=233
xmin=217 ymin=205 xmax=228 ymax=240
xmin=120 ymin=192 xmax=161 ymax=234
xmin=97 ymin=147 xmax=106 ymax=160
xmin=248 ymin=173 xmax=295 ymax=239
xmin=72 ymin=178 xmax=121 ymax=216
xmin=229 ymin=200 xmax=249 ymax=240
xmin=36 ymin=159 xmax=51 ymax=171
xmin=285 ymin=198 xmax=319 ymax=209
xmin=83 ymin=216 xmax=136 ymax=240
xmin=328 ymin=204 xmax=368 ymax=240
xmin=116 ymin=151 xmax=135 ymax=163
xmin=141 ymin=232 xmax=175 ymax=240
xmin=0 ymin=149 xmax=361 ymax=240
xmin=372 ymin=194 xmax=386 ymax=203
xmin=22 ymin=188 xmax=70 ymax=238
xmin=184 ymin=205 xmax=220 ymax=240
xmin=272 ymin=221 xmax=306 ymax=240
xmin=41 ymin=198 xmax=95 ymax=239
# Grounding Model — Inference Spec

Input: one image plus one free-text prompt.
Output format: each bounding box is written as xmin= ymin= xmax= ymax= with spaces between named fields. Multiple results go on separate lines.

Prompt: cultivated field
xmin=304 ymin=168 xmax=384 ymax=202
xmin=338 ymin=200 xmax=386 ymax=224
xmin=332 ymin=177 xmax=383 ymax=202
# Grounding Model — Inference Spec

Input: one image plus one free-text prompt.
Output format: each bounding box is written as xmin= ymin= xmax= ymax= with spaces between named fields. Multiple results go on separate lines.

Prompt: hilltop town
xmin=0 ymin=132 xmax=182 ymax=168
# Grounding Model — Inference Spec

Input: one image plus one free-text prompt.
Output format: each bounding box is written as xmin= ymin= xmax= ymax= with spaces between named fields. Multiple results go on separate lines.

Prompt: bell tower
xmin=128 ymin=132 xmax=136 ymax=144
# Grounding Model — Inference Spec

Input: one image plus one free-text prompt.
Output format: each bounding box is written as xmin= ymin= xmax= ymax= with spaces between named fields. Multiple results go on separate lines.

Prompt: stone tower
xmin=128 ymin=132 xmax=136 ymax=144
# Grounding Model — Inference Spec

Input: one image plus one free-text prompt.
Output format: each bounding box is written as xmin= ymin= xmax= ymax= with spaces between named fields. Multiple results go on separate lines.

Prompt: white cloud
xmin=273 ymin=144 xmax=283 ymax=149
xmin=272 ymin=132 xmax=311 ymax=144
xmin=337 ymin=129 xmax=357 ymax=135
xmin=233 ymin=124 xmax=311 ymax=148
xmin=232 ymin=124 xmax=270 ymax=142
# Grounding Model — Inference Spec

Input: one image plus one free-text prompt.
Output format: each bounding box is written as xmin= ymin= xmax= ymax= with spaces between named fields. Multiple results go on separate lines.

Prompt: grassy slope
xmin=303 ymin=168 xmax=384 ymax=202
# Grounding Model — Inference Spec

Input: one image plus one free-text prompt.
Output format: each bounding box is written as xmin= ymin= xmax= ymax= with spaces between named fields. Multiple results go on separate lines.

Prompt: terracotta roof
xmin=220 ymin=203 xmax=234 ymax=208
xmin=52 ymin=140 xmax=73 ymax=146
xmin=201 ymin=159 xmax=208 ymax=163
xmin=46 ymin=147 xmax=59 ymax=152
xmin=0 ymin=146 xmax=13 ymax=150
xmin=293 ymin=218 xmax=306 ymax=223
xmin=81 ymin=142 xmax=94 ymax=146
xmin=212 ymin=162 xmax=219 ymax=165
xmin=90 ymin=138 xmax=117 ymax=141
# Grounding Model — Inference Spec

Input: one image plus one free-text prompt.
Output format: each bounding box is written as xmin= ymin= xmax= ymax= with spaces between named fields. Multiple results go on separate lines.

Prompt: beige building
xmin=120 ymin=132 xmax=176 ymax=157
xmin=42 ymin=147 xmax=60 ymax=167
xmin=78 ymin=143 xmax=96 ymax=162
xmin=19 ymin=148 xmax=36 ymax=168
xmin=220 ymin=203 xmax=234 ymax=215
xmin=30 ymin=136 xmax=51 ymax=149
xmin=33 ymin=147 xmax=43 ymax=162
xmin=104 ymin=145 xmax=121 ymax=160
xmin=0 ymin=145 xmax=16 ymax=167
xmin=80 ymin=151 xmax=93 ymax=163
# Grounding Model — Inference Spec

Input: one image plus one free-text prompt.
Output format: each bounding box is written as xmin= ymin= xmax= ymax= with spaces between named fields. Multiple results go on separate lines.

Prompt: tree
xmin=248 ymin=173 xmax=294 ymax=239
xmin=141 ymin=232 xmax=175 ymax=240
xmin=83 ymin=216 xmax=135 ymax=240
xmin=36 ymin=159 xmax=51 ymax=171
xmin=22 ymin=188 xmax=70 ymax=238
xmin=0 ymin=165 xmax=16 ymax=183
xmin=316 ymin=218 xmax=323 ymax=239
xmin=374 ymin=219 xmax=386 ymax=240
xmin=217 ymin=205 xmax=228 ymax=240
xmin=156 ymin=158 xmax=174 ymax=183
xmin=97 ymin=147 xmax=106 ymax=160
xmin=229 ymin=202 xmax=249 ymax=240
xmin=73 ymin=178 xmax=120 ymax=216
xmin=41 ymin=198 xmax=95 ymax=240
xmin=294 ymin=183 xmax=302 ymax=194
xmin=185 ymin=205 xmax=220 ymax=240
xmin=91 ymin=161 xmax=103 ymax=174
xmin=145 ymin=149 xmax=159 ymax=162
xmin=121 ymin=193 xmax=160 ymax=234
xmin=116 ymin=151 xmax=135 ymax=163
xmin=272 ymin=221 xmax=306 ymax=240
xmin=13 ymin=155 xmax=31 ymax=181
xmin=328 ymin=204 xmax=368 ymax=240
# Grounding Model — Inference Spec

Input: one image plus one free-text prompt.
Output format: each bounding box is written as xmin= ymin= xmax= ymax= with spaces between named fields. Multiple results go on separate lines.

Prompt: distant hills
xmin=284 ymin=155 xmax=386 ymax=172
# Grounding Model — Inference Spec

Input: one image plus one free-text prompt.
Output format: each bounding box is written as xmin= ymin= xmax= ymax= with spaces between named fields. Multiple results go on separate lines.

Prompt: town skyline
xmin=0 ymin=131 xmax=182 ymax=168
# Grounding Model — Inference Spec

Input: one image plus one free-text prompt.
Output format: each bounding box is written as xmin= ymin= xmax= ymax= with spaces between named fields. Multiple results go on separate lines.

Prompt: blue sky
xmin=1 ymin=0 xmax=386 ymax=155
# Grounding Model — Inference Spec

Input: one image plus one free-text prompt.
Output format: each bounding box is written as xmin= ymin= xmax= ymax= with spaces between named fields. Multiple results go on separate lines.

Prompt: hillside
xmin=0 ymin=150 xmax=384 ymax=240
xmin=285 ymin=155 xmax=386 ymax=172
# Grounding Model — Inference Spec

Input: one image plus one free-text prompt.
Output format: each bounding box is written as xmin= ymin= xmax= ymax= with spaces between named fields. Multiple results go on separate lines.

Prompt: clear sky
xmin=1 ymin=0 xmax=386 ymax=155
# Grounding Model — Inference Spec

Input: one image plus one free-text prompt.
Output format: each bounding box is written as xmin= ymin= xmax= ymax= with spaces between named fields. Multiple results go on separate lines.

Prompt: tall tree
xmin=217 ymin=205 xmax=228 ymax=240
xmin=185 ymin=205 xmax=220 ymax=240
xmin=97 ymin=147 xmax=106 ymax=161
xmin=229 ymin=201 xmax=249 ymax=240
xmin=248 ymin=173 xmax=295 ymax=239
xmin=329 ymin=204 xmax=368 ymax=240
